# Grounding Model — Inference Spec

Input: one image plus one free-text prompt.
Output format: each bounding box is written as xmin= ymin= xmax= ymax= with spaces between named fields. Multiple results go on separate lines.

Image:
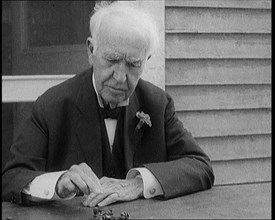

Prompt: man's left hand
xmin=82 ymin=176 xmax=143 ymax=207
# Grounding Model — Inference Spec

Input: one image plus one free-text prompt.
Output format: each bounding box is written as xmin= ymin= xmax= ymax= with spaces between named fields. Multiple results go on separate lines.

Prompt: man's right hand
xmin=55 ymin=163 xmax=102 ymax=199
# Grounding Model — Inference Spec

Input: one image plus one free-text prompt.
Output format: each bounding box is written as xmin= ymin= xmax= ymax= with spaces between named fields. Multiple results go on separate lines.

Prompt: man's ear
xmin=86 ymin=37 xmax=94 ymax=56
xmin=86 ymin=37 xmax=94 ymax=65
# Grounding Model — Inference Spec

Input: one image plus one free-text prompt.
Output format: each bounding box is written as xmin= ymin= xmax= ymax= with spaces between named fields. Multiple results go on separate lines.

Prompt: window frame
xmin=2 ymin=0 xmax=165 ymax=103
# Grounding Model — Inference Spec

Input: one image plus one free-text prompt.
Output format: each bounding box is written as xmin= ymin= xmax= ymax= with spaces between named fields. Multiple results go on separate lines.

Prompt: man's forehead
xmin=103 ymin=50 xmax=142 ymax=61
xmin=97 ymin=32 xmax=148 ymax=59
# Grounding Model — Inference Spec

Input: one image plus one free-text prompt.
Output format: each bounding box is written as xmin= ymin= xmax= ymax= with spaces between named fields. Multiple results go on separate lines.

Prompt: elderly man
xmin=2 ymin=2 xmax=214 ymax=207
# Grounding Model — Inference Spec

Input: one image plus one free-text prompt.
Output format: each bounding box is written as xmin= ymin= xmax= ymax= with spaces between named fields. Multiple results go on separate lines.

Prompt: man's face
xmin=88 ymin=18 xmax=149 ymax=107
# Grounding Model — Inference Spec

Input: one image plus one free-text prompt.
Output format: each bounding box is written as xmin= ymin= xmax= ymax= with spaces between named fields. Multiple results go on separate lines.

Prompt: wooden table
xmin=2 ymin=182 xmax=271 ymax=219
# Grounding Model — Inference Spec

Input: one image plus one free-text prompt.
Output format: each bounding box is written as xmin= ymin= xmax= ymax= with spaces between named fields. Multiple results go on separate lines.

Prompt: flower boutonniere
xmin=135 ymin=111 xmax=152 ymax=131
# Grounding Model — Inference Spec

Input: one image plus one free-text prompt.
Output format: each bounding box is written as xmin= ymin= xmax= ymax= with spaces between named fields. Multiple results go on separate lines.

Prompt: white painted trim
xmin=2 ymin=75 xmax=75 ymax=102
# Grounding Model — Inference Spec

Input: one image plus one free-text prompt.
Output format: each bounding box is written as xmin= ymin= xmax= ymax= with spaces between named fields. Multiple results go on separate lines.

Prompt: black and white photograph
xmin=2 ymin=1 xmax=271 ymax=219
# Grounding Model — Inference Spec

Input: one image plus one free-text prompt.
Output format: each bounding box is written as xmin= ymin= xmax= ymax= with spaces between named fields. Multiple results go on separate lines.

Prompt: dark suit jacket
xmin=2 ymin=68 xmax=214 ymax=204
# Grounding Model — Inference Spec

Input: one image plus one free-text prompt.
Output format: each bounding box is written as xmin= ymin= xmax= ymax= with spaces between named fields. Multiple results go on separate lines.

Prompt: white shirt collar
xmin=92 ymin=73 xmax=129 ymax=108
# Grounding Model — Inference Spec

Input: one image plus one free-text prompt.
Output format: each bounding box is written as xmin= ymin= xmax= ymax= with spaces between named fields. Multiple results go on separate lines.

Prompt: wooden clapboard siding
xmin=166 ymin=33 xmax=271 ymax=59
xmin=178 ymin=109 xmax=271 ymax=138
xmin=166 ymin=59 xmax=271 ymax=85
xmin=196 ymin=134 xmax=271 ymax=161
xmin=166 ymin=0 xmax=271 ymax=9
xmin=167 ymin=84 xmax=271 ymax=111
xmin=166 ymin=8 xmax=271 ymax=33
xmin=213 ymin=158 xmax=271 ymax=185
xmin=165 ymin=0 xmax=271 ymax=185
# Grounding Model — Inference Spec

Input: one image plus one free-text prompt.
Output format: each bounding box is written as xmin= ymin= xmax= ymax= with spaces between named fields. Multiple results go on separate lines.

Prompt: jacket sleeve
xmin=144 ymin=93 xmax=215 ymax=199
xmin=2 ymin=97 xmax=49 ymax=205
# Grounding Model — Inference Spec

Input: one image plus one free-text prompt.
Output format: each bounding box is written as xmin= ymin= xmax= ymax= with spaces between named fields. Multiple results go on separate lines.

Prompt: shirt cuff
xmin=23 ymin=171 xmax=76 ymax=201
xmin=126 ymin=167 xmax=164 ymax=199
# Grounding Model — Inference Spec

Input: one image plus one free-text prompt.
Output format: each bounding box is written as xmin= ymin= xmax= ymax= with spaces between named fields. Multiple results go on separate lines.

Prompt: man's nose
xmin=113 ymin=63 xmax=127 ymax=82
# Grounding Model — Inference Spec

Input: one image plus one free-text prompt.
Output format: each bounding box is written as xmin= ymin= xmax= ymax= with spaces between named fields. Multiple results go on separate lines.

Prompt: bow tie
xmin=100 ymin=106 xmax=122 ymax=119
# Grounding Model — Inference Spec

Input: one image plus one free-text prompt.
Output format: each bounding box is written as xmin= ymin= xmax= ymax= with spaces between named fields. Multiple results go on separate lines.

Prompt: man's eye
xmin=128 ymin=62 xmax=141 ymax=68
xmin=107 ymin=59 xmax=119 ymax=64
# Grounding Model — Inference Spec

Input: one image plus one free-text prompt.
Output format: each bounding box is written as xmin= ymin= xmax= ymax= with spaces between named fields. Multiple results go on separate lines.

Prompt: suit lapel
xmin=73 ymin=69 xmax=143 ymax=175
xmin=123 ymin=91 xmax=143 ymax=170
xmin=74 ymin=70 xmax=103 ymax=177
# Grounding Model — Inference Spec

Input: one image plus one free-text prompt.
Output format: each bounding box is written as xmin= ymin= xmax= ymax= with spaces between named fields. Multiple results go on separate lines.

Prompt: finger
xmin=81 ymin=173 xmax=102 ymax=194
xmin=83 ymin=191 xmax=111 ymax=207
xmin=82 ymin=192 xmax=96 ymax=207
xmin=78 ymin=163 xmax=102 ymax=193
xmin=69 ymin=172 xmax=90 ymax=195
xmin=57 ymin=178 xmax=79 ymax=198
xmin=58 ymin=171 xmax=84 ymax=196
xmin=98 ymin=193 xmax=119 ymax=207
xmin=70 ymin=164 xmax=100 ymax=194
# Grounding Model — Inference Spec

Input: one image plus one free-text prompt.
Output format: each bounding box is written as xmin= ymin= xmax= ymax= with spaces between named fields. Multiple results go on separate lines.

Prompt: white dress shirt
xmin=23 ymin=74 xmax=163 ymax=201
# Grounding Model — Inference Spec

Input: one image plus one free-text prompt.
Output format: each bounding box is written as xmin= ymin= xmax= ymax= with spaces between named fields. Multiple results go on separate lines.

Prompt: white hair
xmin=89 ymin=1 xmax=160 ymax=56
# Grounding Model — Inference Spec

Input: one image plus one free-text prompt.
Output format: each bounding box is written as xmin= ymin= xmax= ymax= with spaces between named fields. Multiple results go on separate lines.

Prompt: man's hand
xmin=82 ymin=176 xmax=143 ymax=207
xmin=55 ymin=163 xmax=102 ymax=198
